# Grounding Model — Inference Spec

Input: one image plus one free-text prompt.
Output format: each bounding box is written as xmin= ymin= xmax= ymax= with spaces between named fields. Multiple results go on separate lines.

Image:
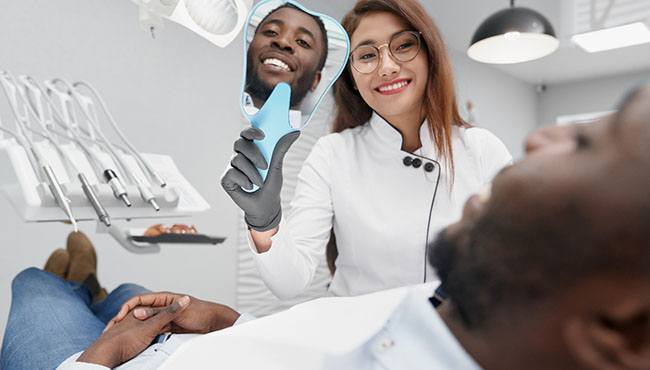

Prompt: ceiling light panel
xmin=572 ymin=22 xmax=650 ymax=52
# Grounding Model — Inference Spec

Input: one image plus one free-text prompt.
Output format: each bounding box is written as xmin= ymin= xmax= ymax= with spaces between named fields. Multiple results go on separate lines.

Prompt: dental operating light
xmin=132 ymin=0 xmax=250 ymax=47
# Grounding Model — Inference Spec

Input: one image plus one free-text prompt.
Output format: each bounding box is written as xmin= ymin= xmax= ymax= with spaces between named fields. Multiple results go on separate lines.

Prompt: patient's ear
xmin=564 ymin=300 xmax=650 ymax=370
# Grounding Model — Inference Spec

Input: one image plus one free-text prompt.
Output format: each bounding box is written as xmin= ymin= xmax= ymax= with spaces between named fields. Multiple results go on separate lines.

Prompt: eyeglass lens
xmin=351 ymin=31 xmax=420 ymax=74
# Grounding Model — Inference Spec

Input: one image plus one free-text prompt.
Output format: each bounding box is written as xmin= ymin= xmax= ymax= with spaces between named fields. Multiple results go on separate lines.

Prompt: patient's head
xmin=245 ymin=3 xmax=328 ymax=109
xmin=430 ymin=85 xmax=650 ymax=370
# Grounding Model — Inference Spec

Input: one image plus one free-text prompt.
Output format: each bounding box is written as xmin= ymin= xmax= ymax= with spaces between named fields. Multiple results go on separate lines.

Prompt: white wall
xmin=451 ymin=50 xmax=538 ymax=159
xmin=538 ymin=69 xmax=650 ymax=126
xmin=0 ymin=0 xmax=244 ymax=342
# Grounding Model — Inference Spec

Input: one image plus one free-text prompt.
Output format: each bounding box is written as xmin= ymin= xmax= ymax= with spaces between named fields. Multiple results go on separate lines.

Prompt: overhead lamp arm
xmin=129 ymin=0 xmax=249 ymax=48
xmin=510 ymin=0 xmax=515 ymax=7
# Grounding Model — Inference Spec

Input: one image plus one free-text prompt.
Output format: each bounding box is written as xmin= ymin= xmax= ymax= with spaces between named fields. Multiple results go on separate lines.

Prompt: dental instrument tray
xmin=0 ymin=71 xmax=212 ymax=254
xmin=130 ymin=234 xmax=226 ymax=245
xmin=128 ymin=224 xmax=225 ymax=245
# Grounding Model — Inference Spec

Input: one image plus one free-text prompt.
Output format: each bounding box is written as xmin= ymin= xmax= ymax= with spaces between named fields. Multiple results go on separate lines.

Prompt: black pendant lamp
xmin=467 ymin=0 xmax=559 ymax=64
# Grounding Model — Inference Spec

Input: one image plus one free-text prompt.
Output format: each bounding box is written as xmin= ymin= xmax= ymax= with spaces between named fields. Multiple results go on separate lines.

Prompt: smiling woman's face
xmin=349 ymin=11 xmax=429 ymax=121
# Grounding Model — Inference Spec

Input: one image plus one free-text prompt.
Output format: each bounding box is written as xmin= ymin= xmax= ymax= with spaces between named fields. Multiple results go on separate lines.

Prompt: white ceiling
xmin=300 ymin=0 xmax=650 ymax=85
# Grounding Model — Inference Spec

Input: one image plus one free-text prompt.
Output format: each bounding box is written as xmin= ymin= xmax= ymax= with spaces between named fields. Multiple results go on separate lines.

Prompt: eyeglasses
xmin=350 ymin=31 xmax=422 ymax=74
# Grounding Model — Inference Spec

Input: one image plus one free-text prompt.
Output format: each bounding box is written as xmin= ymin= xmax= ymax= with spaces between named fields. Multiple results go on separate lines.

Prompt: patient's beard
xmin=245 ymin=53 xmax=317 ymax=109
xmin=245 ymin=67 xmax=273 ymax=108
xmin=428 ymin=230 xmax=458 ymax=289
xmin=429 ymin=225 xmax=510 ymax=329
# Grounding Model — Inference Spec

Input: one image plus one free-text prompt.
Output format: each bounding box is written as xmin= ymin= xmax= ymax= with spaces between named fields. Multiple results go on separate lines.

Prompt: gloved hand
xmin=221 ymin=127 xmax=300 ymax=232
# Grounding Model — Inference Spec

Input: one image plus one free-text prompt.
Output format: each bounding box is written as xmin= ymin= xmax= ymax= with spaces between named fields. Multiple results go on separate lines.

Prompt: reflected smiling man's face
xmin=245 ymin=6 xmax=326 ymax=109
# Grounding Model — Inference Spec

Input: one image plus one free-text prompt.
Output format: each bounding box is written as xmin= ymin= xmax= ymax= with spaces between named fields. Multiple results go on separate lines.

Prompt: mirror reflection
xmin=241 ymin=0 xmax=349 ymax=128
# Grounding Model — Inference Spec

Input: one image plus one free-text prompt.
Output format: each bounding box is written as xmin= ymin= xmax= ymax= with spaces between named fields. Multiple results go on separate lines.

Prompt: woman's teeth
xmin=263 ymin=58 xmax=291 ymax=72
xmin=378 ymin=80 xmax=409 ymax=92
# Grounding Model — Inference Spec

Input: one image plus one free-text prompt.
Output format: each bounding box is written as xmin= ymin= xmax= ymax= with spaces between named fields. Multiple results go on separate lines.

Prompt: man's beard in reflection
xmin=245 ymin=51 xmax=318 ymax=109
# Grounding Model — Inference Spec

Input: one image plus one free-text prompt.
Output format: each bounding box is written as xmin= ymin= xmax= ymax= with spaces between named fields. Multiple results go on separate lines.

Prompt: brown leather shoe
xmin=43 ymin=248 xmax=70 ymax=278
xmin=66 ymin=231 xmax=97 ymax=283
xmin=83 ymin=274 xmax=109 ymax=303
xmin=66 ymin=231 xmax=108 ymax=303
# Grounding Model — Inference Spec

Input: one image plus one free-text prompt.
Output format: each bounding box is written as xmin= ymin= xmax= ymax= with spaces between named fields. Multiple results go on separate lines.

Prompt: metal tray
xmin=130 ymin=234 xmax=226 ymax=245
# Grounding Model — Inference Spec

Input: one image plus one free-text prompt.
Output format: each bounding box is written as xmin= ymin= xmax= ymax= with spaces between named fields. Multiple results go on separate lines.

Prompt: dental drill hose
xmin=104 ymin=169 xmax=132 ymax=207
xmin=78 ymin=173 xmax=111 ymax=226
xmin=72 ymin=81 xmax=167 ymax=188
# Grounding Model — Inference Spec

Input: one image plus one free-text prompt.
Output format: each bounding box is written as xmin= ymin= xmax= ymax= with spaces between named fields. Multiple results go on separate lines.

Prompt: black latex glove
xmin=221 ymin=127 xmax=300 ymax=231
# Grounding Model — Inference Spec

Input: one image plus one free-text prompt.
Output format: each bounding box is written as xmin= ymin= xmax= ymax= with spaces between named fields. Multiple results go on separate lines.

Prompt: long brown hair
xmin=333 ymin=0 xmax=466 ymax=167
xmin=327 ymin=0 xmax=467 ymax=275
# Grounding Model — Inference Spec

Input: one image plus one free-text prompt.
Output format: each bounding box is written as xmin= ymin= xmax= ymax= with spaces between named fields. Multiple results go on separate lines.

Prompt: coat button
xmin=380 ymin=338 xmax=395 ymax=349
xmin=412 ymin=158 xmax=422 ymax=168
xmin=403 ymin=156 xmax=413 ymax=166
xmin=424 ymin=162 xmax=435 ymax=172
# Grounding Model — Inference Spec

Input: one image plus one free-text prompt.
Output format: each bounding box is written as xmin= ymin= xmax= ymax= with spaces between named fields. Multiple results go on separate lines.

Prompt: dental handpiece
xmin=103 ymin=169 xmax=132 ymax=207
xmin=42 ymin=164 xmax=78 ymax=232
xmin=78 ymin=173 xmax=111 ymax=226
xmin=138 ymin=183 xmax=160 ymax=211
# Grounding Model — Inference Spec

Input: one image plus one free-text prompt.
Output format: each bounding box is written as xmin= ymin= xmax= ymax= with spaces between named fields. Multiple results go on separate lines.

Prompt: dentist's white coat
xmin=251 ymin=112 xmax=512 ymax=298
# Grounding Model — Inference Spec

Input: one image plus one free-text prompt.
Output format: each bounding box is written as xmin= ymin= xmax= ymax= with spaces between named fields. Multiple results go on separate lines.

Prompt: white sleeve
xmin=56 ymin=352 xmax=110 ymax=370
xmin=233 ymin=312 xmax=257 ymax=325
xmin=468 ymin=128 xmax=513 ymax=184
xmin=249 ymin=136 xmax=334 ymax=299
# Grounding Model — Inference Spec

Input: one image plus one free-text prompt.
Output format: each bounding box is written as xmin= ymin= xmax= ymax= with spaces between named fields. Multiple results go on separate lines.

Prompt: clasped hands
xmin=78 ymin=292 xmax=240 ymax=368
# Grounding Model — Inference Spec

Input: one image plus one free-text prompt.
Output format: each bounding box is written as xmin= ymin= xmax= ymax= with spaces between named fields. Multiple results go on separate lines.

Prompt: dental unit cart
xmin=0 ymin=70 xmax=221 ymax=254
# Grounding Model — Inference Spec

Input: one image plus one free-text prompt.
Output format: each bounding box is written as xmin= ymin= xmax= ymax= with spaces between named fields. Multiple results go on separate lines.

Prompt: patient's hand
xmin=105 ymin=292 xmax=240 ymax=335
xmin=78 ymin=296 xmax=190 ymax=368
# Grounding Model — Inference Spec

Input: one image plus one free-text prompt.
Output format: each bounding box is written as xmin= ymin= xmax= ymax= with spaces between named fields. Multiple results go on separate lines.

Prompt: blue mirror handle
xmin=249 ymin=82 xmax=297 ymax=181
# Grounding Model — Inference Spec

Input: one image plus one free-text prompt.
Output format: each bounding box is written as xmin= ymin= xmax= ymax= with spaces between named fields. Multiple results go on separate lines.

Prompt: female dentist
xmin=222 ymin=0 xmax=512 ymax=299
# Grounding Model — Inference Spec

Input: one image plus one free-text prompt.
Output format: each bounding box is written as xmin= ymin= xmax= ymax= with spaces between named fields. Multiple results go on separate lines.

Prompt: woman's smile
xmin=375 ymin=78 xmax=412 ymax=95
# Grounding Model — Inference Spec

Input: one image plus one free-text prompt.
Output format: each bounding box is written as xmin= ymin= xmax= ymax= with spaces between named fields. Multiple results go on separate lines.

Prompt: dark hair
xmin=256 ymin=3 xmax=329 ymax=71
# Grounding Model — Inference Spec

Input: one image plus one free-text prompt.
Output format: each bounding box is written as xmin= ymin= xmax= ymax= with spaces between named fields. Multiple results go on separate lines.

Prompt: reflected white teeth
xmin=263 ymin=58 xmax=291 ymax=72
xmin=378 ymin=80 xmax=409 ymax=92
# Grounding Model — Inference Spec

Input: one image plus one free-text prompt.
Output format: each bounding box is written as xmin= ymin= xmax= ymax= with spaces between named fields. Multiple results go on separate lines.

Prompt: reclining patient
xmin=2 ymin=85 xmax=650 ymax=370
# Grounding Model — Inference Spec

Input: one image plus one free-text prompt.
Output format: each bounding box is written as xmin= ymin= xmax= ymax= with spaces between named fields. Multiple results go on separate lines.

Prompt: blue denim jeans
xmin=0 ymin=267 xmax=149 ymax=370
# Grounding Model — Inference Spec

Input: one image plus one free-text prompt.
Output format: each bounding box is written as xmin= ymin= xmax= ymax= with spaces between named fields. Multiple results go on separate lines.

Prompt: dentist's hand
xmin=221 ymin=127 xmax=300 ymax=232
